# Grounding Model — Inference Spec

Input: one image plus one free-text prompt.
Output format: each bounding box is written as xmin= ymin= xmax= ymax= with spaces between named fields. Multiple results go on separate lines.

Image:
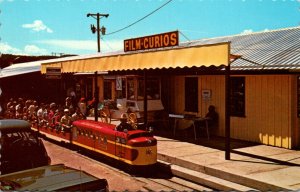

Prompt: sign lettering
xmin=46 ymin=67 xmax=61 ymax=79
xmin=124 ymin=31 xmax=179 ymax=52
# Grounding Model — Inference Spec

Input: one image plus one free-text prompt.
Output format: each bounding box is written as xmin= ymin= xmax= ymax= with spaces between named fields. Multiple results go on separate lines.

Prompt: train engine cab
xmin=72 ymin=120 xmax=157 ymax=167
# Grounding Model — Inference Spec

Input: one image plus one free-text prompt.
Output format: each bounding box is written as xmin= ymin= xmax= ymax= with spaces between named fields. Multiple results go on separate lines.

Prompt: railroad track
xmin=43 ymin=139 xmax=213 ymax=191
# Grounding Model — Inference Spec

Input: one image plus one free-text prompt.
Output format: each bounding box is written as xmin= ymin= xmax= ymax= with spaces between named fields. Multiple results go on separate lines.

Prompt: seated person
xmin=71 ymin=107 xmax=86 ymax=122
xmin=115 ymin=113 xmax=134 ymax=132
xmin=205 ymin=105 xmax=219 ymax=127
xmin=60 ymin=109 xmax=72 ymax=131
xmin=53 ymin=109 xmax=63 ymax=129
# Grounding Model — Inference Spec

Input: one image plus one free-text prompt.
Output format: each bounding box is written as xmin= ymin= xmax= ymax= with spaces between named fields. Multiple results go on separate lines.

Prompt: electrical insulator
xmin=101 ymin=26 xmax=106 ymax=35
xmin=90 ymin=24 xmax=96 ymax=34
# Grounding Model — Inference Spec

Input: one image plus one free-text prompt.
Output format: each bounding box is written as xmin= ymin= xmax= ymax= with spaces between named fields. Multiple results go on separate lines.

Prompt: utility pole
xmin=87 ymin=13 xmax=109 ymax=122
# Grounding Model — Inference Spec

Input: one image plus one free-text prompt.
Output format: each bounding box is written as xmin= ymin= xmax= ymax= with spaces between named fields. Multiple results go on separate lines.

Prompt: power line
xmin=100 ymin=37 xmax=114 ymax=51
xmin=105 ymin=0 xmax=174 ymax=36
xmin=179 ymin=31 xmax=191 ymax=42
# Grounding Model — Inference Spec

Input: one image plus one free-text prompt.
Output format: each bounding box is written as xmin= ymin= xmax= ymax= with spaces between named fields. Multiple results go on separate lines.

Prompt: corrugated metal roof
xmin=2 ymin=26 xmax=300 ymax=78
xmin=41 ymin=26 xmax=299 ymax=71
xmin=0 ymin=61 xmax=41 ymax=78
xmin=182 ymin=26 xmax=300 ymax=70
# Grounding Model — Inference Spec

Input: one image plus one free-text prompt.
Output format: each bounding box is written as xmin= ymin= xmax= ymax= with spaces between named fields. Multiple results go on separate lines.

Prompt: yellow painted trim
xmin=130 ymin=145 xmax=157 ymax=165
xmin=72 ymin=141 xmax=133 ymax=164
xmin=72 ymin=141 xmax=157 ymax=165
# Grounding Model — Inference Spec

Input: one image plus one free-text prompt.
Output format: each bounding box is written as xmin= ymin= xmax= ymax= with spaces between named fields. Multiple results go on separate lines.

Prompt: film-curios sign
xmin=124 ymin=31 xmax=179 ymax=52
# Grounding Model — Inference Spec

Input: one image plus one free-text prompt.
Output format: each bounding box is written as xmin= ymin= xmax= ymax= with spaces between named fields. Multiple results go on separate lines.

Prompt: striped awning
xmin=41 ymin=42 xmax=230 ymax=74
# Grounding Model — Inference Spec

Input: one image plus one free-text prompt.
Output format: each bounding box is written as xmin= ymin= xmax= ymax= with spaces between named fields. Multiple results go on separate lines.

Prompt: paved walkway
xmin=88 ymin=117 xmax=300 ymax=190
xmin=155 ymin=135 xmax=300 ymax=191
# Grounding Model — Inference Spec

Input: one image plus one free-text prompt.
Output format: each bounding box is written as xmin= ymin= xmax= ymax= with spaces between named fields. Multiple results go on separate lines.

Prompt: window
xmin=137 ymin=78 xmax=160 ymax=100
xmin=185 ymin=77 xmax=198 ymax=112
xmin=230 ymin=77 xmax=245 ymax=117
xmin=104 ymin=80 xmax=112 ymax=100
xmin=138 ymin=78 xmax=144 ymax=99
xmin=127 ymin=78 xmax=135 ymax=100
xmin=86 ymin=78 xmax=93 ymax=101
xmin=297 ymin=77 xmax=300 ymax=117
xmin=116 ymin=78 xmax=126 ymax=99
xmin=147 ymin=78 xmax=160 ymax=100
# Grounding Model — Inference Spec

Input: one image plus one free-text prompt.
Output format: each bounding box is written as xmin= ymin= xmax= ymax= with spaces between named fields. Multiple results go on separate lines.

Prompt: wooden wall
xmin=169 ymin=74 xmax=296 ymax=149
xmin=238 ymin=75 xmax=293 ymax=148
xmin=169 ymin=75 xmax=226 ymax=136
xmin=92 ymin=76 xmax=104 ymax=101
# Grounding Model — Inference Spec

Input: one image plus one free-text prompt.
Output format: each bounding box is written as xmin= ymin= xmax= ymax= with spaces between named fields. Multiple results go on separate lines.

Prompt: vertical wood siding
xmin=199 ymin=75 xmax=225 ymax=136
xmin=170 ymin=75 xmax=226 ymax=136
xmin=170 ymin=74 xmax=295 ymax=149
xmin=240 ymin=75 xmax=292 ymax=148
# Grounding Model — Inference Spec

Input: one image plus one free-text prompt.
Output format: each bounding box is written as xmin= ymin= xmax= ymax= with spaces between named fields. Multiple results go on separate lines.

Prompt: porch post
xmin=225 ymin=64 xmax=231 ymax=160
xmin=94 ymin=71 xmax=99 ymax=122
xmin=144 ymin=70 xmax=148 ymax=127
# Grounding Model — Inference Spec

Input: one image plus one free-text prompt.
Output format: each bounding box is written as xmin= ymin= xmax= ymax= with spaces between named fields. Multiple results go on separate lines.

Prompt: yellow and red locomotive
xmin=32 ymin=119 xmax=157 ymax=167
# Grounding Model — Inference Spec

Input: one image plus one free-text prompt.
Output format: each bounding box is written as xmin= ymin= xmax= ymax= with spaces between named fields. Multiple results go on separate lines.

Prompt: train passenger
xmin=60 ymin=109 xmax=72 ymax=131
xmin=71 ymin=107 xmax=85 ymax=122
xmin=65 ymin=97 xmax=75 ymax=113
xmin=36 ymin=103 xmax=47 ymax=126
xmin=78 ymin=98 xmax=87 ymax=116
xmin=22 ymin=106 xmax=28 ymax=120
xmin=6 ymin=98 xmax=14 ymax=111
xmin=48 ymin=103 xmax=57 ymax=126
xmin=5 ymin=106 xmax=15 ymax=119
xmin=115 ymin=113 xmax=134 ymax=132
xmin=15 ymin=105 xmax=23 ymax=119
xmin=52 ymin=109 xmax=62 ymax=130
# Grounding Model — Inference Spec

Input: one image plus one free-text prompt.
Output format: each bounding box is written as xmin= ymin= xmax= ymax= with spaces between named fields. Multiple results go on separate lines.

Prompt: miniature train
xmin=31 ymin=120 xmax=157 ymax=167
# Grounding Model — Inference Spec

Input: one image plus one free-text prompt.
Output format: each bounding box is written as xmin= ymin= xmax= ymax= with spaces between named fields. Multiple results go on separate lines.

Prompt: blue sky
xmin=0 ymin=0 xmax=299 ymax=56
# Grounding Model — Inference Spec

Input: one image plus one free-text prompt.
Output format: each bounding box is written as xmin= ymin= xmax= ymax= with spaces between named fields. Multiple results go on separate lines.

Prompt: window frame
xmin=184 ymin=77 xmax=198 ymax=113
xmin=230 ymin=76 xmax=245 ymax=117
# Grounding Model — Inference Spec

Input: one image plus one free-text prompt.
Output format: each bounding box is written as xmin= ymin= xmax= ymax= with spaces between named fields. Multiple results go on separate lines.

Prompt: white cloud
xmin=38 ymin=40 xmax=96 ymax=50
xmin=0 ymin=42 xmax=49 ymax=55
xmin=22 ymin=20 xmax=53 ymax=33
xmin=24 ymin=45 xmax=48 ymax=55
xmin=241 ymin=28 xmax=270 ymax=35
xmin=101 ymin=39 xmax=124 ymax=52
xmin=0 ymin=39 xmax=123 ymax=56
xmin=263 ymin=29 xmax=270 ymax=32
xmin=38 ymin=39 xmax=124 ymax=52
xmin=0 ymin=42 xmax=23 ymax=55
xmin=241 ymin=29 xmax=253 ymax=35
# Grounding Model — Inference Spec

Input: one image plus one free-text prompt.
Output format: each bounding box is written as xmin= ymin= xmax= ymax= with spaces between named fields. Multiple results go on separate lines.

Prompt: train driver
xmin=115 ymin=113 xmax=134 ymax=132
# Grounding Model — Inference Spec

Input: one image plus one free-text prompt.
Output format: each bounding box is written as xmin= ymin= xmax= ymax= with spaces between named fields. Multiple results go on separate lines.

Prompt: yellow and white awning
xmin=41 ymin=42 xmax=230 ymax=74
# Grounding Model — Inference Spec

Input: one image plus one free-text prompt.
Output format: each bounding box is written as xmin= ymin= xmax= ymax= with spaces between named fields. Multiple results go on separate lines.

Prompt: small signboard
xmin=46 ymin=67 xmax=61 ymax=79
xmin=124 ymin=31 xmax=179 ymax=52
xmin=116 ymin=77 xmax=122 ymax=91
xmin=202 ymin=89 xmax=211 ymax=101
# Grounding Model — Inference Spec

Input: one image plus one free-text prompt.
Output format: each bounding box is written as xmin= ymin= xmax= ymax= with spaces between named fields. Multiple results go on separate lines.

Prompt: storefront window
xmin=116 ymin=78 xmax=126 ymax=99
xmin=86 ymin=78 xmax=93 ymax=101
xmin=230 ymin=77 xmax=245 ymax=117
xmin=146 ymin=78 xmax=160 ymax=100
xmin=185 ymin=77 xmax=198 ymax=112
xmin=127 ymin=78 xmax=135 ymax=100
xmin=104 ymin=80 xmax=112 ymax=100
xmin=138 ymin=78 xmax=144 ymax=99
xmin=137 ymin=78 xmax=160 ymax=100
